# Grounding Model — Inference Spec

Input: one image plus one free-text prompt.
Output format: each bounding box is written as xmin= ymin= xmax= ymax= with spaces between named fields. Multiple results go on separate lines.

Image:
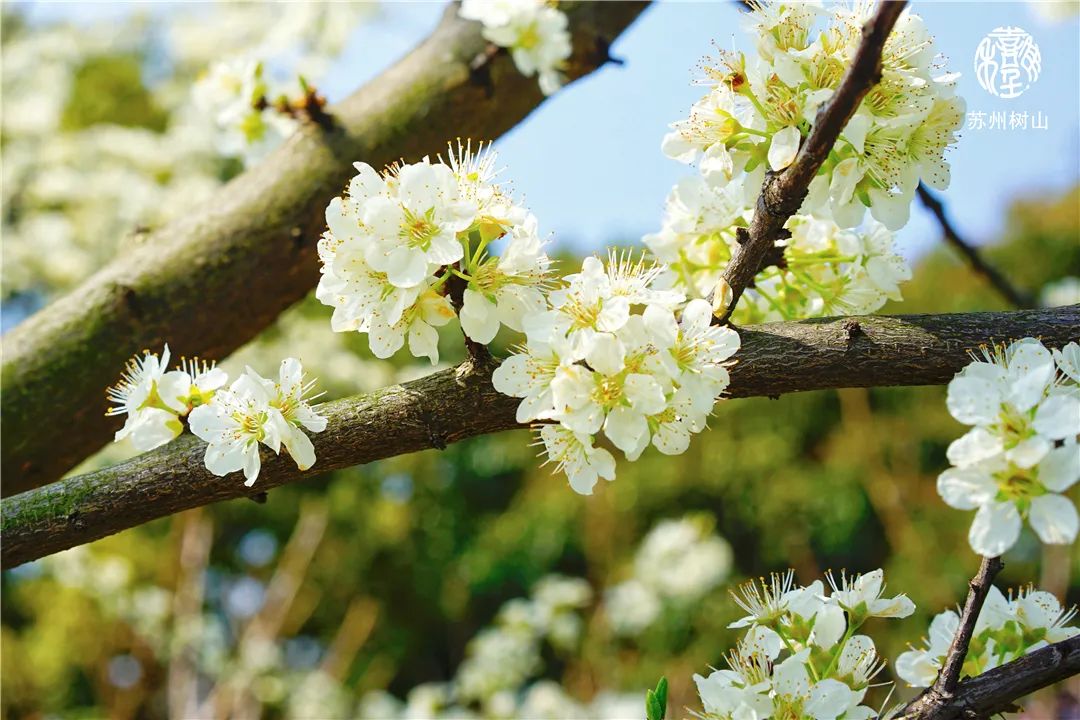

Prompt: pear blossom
xmin=189 ymin=361 xmax=326 ymax=485
xmin=497 ymin=252 xmax=740 ymax=492
xmin=192 ymin=56 xmax=298 ymax=165
xmin=368 ymin=286 xmax=456 ymax=365
xmin=361 ymin=160 xmax=477 ymax=287
xmin=1040 ymin=276 xmax=1080 ymax=308
xmin=697 ymin=568 xmax=907 ymax=720
xmin=645 ymin=177 xmax=911 ymax=323
xmin=459 ymin=0 xmax=572 ymax=96
xmin=189 ymin=370 xmax=277 ymax=485
xmin=938 ymin=338 xmax=1080 ymax=556
xmin=264 ymin=358 xmax=327 ymax=471
xmin=459 ymin=214 xmax=552 ymax=344
xmin=536 ymin=424 xmax=616 ymax=495
xmin=318 ymin=142 xmax=551 ymax=364
xmin=826 ymin=568 xmax=915 ymax=623
xmin=107 ymin=346 xmax=228 ymax=452
xmin=897 ymin=585 xmax=1079 ymax=688
xmin=661 ymin=2 xmax=963 ymax=240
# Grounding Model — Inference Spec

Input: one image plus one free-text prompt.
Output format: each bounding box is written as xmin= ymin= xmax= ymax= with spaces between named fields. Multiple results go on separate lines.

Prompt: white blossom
xmin=939 ymin=338 xmax=1080 ymax=556
xmin=460 ymin=0 xmax=572 ymax=95
xmin=897 ymin=584 xmax=1079 ymax=688
xmin=699 ymin=568 xmax=906 ymax=720
xmin=318 ymin=143 xmax=550 ymax=364
xmin=189 ymin=360 xmax=326 ymax=485
xmin=107 ymin=346 xmax=228 ymax=452
xmin=498 ymin=253 xmax=739 ymax=492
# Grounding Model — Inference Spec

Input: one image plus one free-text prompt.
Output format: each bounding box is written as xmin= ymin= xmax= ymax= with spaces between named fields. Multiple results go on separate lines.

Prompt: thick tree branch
xmin=712 ymin=0 xmax=908 ymax=323
xmin=895 ymin=636 xmax=1080 ymax=720
xmin=3 ymin=306 xmax=1076 ymax=569
xmin=899 ymin=556 xmax=1005 ymax=719
xmin=0 ymin=1 xmax=650 ymax=495
xmin=917 ymin=184 xmax=1036 ymax=309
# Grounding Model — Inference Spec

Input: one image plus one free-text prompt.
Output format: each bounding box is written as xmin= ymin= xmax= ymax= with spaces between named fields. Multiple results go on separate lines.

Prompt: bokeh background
xmin=2 ymin=2 xmax=1079 ymax=718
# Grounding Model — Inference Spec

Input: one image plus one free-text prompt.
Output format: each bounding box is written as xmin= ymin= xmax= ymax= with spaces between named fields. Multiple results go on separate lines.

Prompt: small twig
xmin=711 ymin=0 xmax=908 ymax=323
xmin=916 ymin=184 xmax=1035 ymax=309
xmin=899 ymin=555 xmax=1005 ymax=718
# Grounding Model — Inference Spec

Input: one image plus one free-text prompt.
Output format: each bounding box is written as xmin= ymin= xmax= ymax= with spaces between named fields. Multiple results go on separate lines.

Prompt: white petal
xmin=937 ymin=466 xmax=998 ymax=510
xmin=283 ymin=426 xmax=317 ymax=471
xmin=895 ymin=651 xmax=938 ymax=688
xmin=383 ymin=247 xmax=430 ymax=289
xmin=584 ymin=333 xmax=625 ymax=376
xmin=1053 ymin=343 xmax=1080 ymax=383
xmin=1007 ymin=340 xmax=1054 ymax=412
xmin=127 ymin=409 xmax=184 ymax=451
xmin=812 ymin=604 xmax=846 ymax=649
xmin=278 ymin=358 xmax=303 ymax=392
xmin=367 ymin=322 xmax=403 ymax=360
xmin=623 ymin=374 xmax=667 ymax=415
xmin=242 ymin=443 xmax=262 ymax=486
xmin=204 ymin=441 xmax=246 ymax=477
xmin=946 ymin=375 xmax=1002 ymax=426
xmin=969 ymin=502 xmax=1022 ymax=557
xmin=1033 ymin=394 xmax=1080 ymax=440
xmin=946 ymin=428 xmax=1003 ymax=467
xmin=768 ymin=126 xmax=801 ymax=171
xmin=1037 ymin=444 xmax=1080 ymax=492
xmin=459 ymin=289 xmax=500 ymax=344
xmin=157 ymin=371 xmax=193 ymax=413
xmin=603 ymin=406 xmax=648 ymax=454
xmin=492 ymin=354 xmax=532 ymax=398
xmin=408 ymin=320 xmax=441 ymax=365
xmin=1029 ymin=494 xmax=1079 ymax=545
xmin=806 ymin=679 xmax=857 ymax=720
xmin=1006 ymin=435 xmax=1051 ymax=469
xmin=652 ymin=420 xmax=691 ymax=456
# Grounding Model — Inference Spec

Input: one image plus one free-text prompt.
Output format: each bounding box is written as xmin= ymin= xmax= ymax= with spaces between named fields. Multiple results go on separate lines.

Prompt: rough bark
xmin=896 ymin=636 xmax=1080 ymax=720
xmin=3 ymin=305 xmax=1076 ymax=569
xmin=713 ymin=0 xmax=908 ymax=322
xmin=0 ymin=1 xmax=650 ymax=495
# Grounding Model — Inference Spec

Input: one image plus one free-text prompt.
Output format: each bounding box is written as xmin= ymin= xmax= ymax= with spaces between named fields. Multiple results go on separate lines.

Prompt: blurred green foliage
xmin=60 ymin=54 xmax=169 ymax=133
xmin=3 ymin=184 xmax=1077 ymax=719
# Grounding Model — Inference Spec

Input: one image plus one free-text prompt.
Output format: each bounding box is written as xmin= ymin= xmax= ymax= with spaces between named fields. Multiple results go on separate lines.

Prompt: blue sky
xmin=24 ymin=1 xmax=1080 ymax=263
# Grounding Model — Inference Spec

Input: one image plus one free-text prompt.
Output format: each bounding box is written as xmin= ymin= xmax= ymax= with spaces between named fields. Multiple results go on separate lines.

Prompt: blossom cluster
xmin=694 ymin=569 xmax=914 ymax=720
xmin=192 ymin=57 xmax=299 ymax=165
xmin=665 ymin=2 xmax=963 ymax=231
xmin=605 ymin=516 xmax=733 ymax=636
xmin=647 ymin=1 xmax=966 ymax=320
xmin=494 ymin=253 xmax=740 ymax=493
xmin=459 ymin=0 xmax=572 ymax=96
xmin=360 ymin=683 xmax=642 ymax=720
xmin=938 ymin=338 xmax=1079 ymax=557
xmin=108 ymin=347 xmax=326 ymax=485
xmin=3 ymin=3 xmax=370 ymax=298
xmin=896 ymin=584 xmax=1078 ymax=687
xmin=645 ymin=179 xmax=911 ymax=322
xmin=317 ymin=141 xmax=552 ymax=365
xmin=357 ymin=574 xmax=596 ymax=719
xmin=457 ymin=575 xmax=592 ymax=708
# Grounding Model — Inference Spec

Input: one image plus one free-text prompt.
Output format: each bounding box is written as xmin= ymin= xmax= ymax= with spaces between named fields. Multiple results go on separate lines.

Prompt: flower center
xmin=399 ymin=206 xmax=439 ymax=249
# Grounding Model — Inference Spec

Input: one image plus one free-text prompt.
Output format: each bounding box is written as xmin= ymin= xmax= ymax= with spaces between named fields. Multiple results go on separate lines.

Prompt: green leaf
xmin=645 ymin=677 xmax=668 ymax=720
